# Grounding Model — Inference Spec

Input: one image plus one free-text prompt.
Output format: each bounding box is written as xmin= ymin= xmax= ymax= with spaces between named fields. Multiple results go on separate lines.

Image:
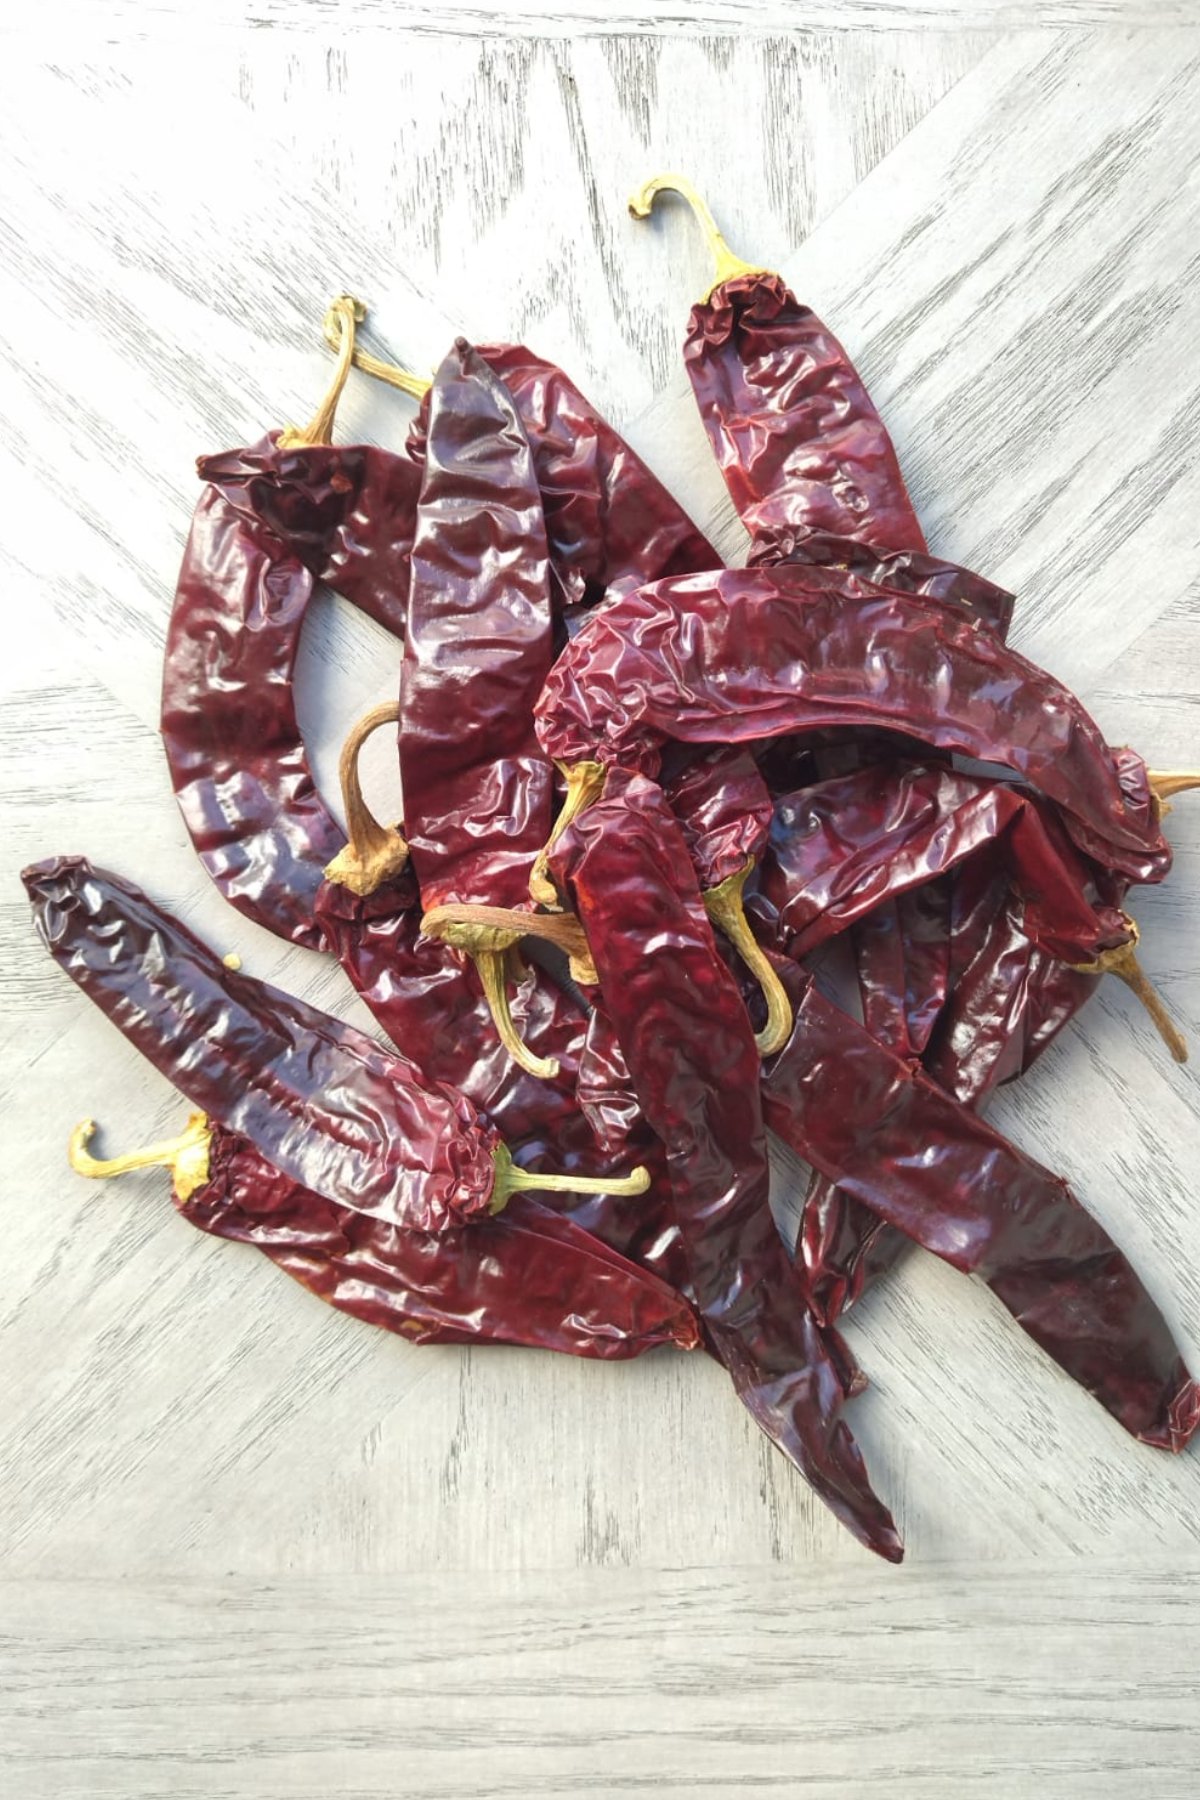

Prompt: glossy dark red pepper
xmin=535 ymin=565 xmax=1170 ymax=885
xmin=552 ymin=766 xmax=903 ymax=1564
xmin=168 ymin=1122 xmax=701 ymax=1359
xmin=758 ymin=953 xmax=1198 ymax=1451
xmin=399 ymin=341 xmax=555 ymax=914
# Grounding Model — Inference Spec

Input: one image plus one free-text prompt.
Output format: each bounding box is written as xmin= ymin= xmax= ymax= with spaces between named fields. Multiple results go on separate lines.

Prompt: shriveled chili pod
xmin=534 ymin=566 xmax=1171 ymax=886
xmin=322 ymin=313 xmax=720 ymax=621
xmin=551 ymin=766 xmax=903 ymax=1564
xmin=25 ymin=856 xmax=650 ymax=1230
xmin=758 ymin=953 xmax=1199 ymax=1452
xmin=629 ymin=174 xmax=925 ymax=562
xmin=163 ymin=297 xmax=416 ymax=948
xmin=67 ymin=1115 xmax=698 ymax=1360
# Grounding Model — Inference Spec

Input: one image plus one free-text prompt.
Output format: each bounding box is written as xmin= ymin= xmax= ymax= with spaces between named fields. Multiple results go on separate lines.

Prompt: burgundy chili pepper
xmin=534 ymin=565 xmax=1171 ymax=886
xmin=757 ymin=953 xmax=1199 ymax=1452
xmin=551 ymin=765 xmax=903 ymax=1564
xmin=163 ymin=298 xmax=414 ymax=949
xmin=65 ymin=1114 xmax=698 ymax=1361
xmin=629 ymin=174 xmax=926 ymax=563
xmin=24 ymin=856 xmax=650 ymax=1230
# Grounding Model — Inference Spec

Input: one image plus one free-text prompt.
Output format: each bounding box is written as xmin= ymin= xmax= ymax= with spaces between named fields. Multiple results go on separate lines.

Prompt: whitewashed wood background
xmin=3 ymin=6 xmax=1200 ymax=1795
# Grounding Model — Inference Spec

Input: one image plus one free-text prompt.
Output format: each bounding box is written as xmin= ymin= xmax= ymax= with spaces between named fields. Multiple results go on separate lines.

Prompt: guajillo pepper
xmin=756 ymin=952 xmax=1199 ymax=1451
xmin=534 ymin=565 xmax=1170 ymax=886
xmin=25 ymin=857 xmax=650 ymax=1230
xmin=163 ymin=297 xmax=416 ymax=948
xmin=551 ymin=766 xmax=903 ymax=1564
xmin=322 ymin=313 xmax=719 ymax=622
xmin=396 ymin=340 xmax=563 ymax=1077
xmin=629 ymin=173 xmax=926 ymax=562
xmin=67 ymin=1115 xmax=698 ymax=1360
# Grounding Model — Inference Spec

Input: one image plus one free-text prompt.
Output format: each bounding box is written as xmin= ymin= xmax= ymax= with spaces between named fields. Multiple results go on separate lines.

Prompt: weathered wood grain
xmin=2 ymin=17 xmax=1200 ymax=1795
xmin=4 ymin=1562 xmax=1200 ymax=1798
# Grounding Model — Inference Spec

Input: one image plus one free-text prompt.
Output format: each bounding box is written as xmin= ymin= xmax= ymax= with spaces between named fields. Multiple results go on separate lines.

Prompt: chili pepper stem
xmin=1070 ymin=916 xmax=1188 ymax=1064
xmin=529 ymin=761 xmax=607 ymax=908
xmin=490 ymin=1143 xmax=651 ymax=1213
xmin=280 ymin=295 xmax=365 ymax=449
xmin=423 ymin=901 xmax=598 ymax=985
xmin=702 ymin=860 xmax=794 ymax=1057
xmin=1148 ymin=769 xmax=1200 ymax=817
xmin=324 ymin=701 xmax=410 ymax=896
xmin=69 ymin=1112 xmax=213 ymax=1203
xmin=420 ymin=914 xmax=561 ymax=1079
xmin=321 ymin=303 xmax=432 ymax=400
xmin=628 ymin=174 xmax=768 ymax=301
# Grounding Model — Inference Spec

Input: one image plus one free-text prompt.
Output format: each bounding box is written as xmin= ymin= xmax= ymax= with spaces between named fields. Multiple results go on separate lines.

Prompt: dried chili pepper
xmin=551 ymin=766 xmax=903 ymax=1563
xmin=163 ymin=298 xmax=414 ymax=949
xmin=25 ymin=856 xmax=650 ymax=1230
xmin=535 ymin=566 xmax=1170 ymax=885
xmin=758 ymin=953 xmax=1199 ymax=1451
xmin=66 ymin=1115 xmax=698 ymax=1360
xmin=323 ymin=315 xmax=719 ymax=621
xmin=630 ymin=174 xmax=926 ymax=563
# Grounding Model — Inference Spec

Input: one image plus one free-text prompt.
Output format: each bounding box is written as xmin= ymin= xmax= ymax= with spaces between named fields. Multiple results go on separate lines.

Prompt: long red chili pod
xmin=630 ymin=174 xmax=926 ymax=561
xmin=163 ymin=298 xmax=418 ymax=948
xmin=68 ymin=1116 xmax=698 ymax=1360
xmin=551 ymin=767 xmax=903 ymax=1564
xmin=322 ymin=314 xmax=721 ymax=619
xmin=26 ymin=857 xmax=649 ymax=1229
xmin=758 ymin=954 xmax=1199 ymax=1451
xmin=534 ymin=566 xmax=1170 ymax=884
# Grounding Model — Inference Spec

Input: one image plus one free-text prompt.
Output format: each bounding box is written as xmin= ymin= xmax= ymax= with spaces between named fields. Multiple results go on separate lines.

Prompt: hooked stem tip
xmin=628 ymin=173 xmax=768 ymax=301
xmin=703 ymin=860 xmax=794 ymax=1058
xmin=321 ymin=303 xmax=432 ymax=400
xmin=324 ymin=701 xmax=409 ymax=895
xmin=69 ymin=1112 xmax=213 ymax=1203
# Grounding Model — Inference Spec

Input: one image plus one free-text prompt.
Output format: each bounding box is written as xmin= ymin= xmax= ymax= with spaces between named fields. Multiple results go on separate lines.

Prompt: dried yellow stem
xmin=490 ymin=1143 xmax=651 ymax=1214
xmin=702 ymin=859 xmax=794 ymax=1057
xmin=279 ymin=294 xmax=365 ymax=449
xmin=324 ymin=701 xmax=409 ymax=896
xmin=1070 ymin=915 xmax=1187 ymax=1064
xmin=529 ymin=761 xmax=607 ymax=909
xmin=1148 ymin=769 xmax=1200 ymax=819
xmin=321 ymin=302 xmax=432 ymax=400
xmin=423 ymin=901 xmax=598 ymax=985
xmin=628 ymin=173 xmax=769 ymax=301
xmin=69 ymin=1112 xmax=213 ymax=1203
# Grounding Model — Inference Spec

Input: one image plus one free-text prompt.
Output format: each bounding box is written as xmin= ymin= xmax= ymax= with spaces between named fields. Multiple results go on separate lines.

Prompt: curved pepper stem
xmin=421 ymin=901 xmax=602 ymax=1082
xmin=1070 ymin=915 xmax=1187 ymax=1064
xmin=490 ymin=1143 xmax=651 ymax=1214
xmin=324 ymin=701 xmax=410 ymax=896
xmin=69 ymin=1112 xmax=213 ymax=1203
xmin=279 ymin=294 xmax=366 ymax=449
xmin=702 ymin=860 xmax=794 ymax=1057
xmin=628 ymin=173 xmax=769 ymax=302
xmin=529 ymin=761 xmax=608 ymax=909
xmin=321 ymin=302 xmax=432 ymax=400
xmin=1148 ymin=769 xmax=1200 ymax=819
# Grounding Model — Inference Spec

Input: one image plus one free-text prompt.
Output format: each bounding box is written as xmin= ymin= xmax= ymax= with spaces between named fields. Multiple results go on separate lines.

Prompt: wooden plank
xmin=3 ymin=1563 xmax=1200 ymax=1798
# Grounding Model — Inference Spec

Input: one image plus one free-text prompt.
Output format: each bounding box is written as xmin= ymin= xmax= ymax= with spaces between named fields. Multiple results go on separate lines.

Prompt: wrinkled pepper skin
xmin=760 ymin=956 xmax=1199 ymax=1451
xmin=162 ymin=486 xmax=346 ymax=950
xmin=400 ymin=341 xmax=555 ymax=912
xmin=409 ymin=342 xmax=720 ymax=618
xmin=760 ymin=761 xmax=1129 ymax=967
xmin=553 ymin=768 xmax=903 ymax=1564
xmin=684 ymin=272 xmax=926 ymax=561
xmin=663 ymin=745 xmax=775 ymax=892
xmin=753 ymin=527 xmax=1016 ymax=640
xmin=181 ymin=1124 xmax=701 ymax=1359
xmin=313 ymin=870 xmax=589 ymax=1143
xmin=198 ymin=434 xmax=421 ymax=637
xmin=25 ymin=857 xmax=503 ymax=1233
xmin=536 ymin=565 xmax=1169 ymax=885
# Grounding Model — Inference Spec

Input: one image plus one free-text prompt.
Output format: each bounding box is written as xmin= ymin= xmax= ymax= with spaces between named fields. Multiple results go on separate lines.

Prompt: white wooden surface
xmin=3 ymin=10 xmax=1200 ymax=1796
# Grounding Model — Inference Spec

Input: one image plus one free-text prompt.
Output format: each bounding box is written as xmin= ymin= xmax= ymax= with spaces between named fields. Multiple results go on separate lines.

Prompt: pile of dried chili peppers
xmin=27 ymin=177 xmax=1200 ymax=1562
